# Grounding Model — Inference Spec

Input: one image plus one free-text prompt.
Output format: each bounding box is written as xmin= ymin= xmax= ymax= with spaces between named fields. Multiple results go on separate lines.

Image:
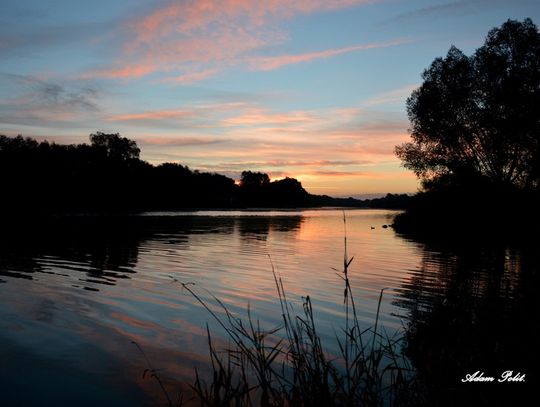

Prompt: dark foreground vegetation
xmin=392 ymin=176 xmax=540 ymax=242
xmin=394 ymin=18 xmax=540 ymax=238
xmin=0 ymin=133 xmax=409 ymax=214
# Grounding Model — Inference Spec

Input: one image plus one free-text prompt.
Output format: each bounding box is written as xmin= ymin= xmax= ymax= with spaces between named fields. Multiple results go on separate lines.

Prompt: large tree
xmin=396 ymin=19 xmax=540 ymax=191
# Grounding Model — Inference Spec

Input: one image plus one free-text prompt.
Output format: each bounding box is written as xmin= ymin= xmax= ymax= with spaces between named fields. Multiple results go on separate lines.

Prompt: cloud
xmin=2 ymin=73 xmax=99 ymax=111
xmin=0 ymin=20 xmax=112 ymax=59
xmin=160 ymin=69 xmax=220 ymax=84
xmin=308 ymin=170 xmax=368 ymax=177
xmin=383 ymin=0 xmax=532 ymax=25
xmin=222 ymin=109 xmax=318 ymax=126
xmin=0 ymin=73 xmax=100 ymax=128
xmin=90 ymin=0 xmax=378 ymax=82
xmin=361 ymin=84 xmax=418 ymax=107
xmin=105 ymin=103 xmax=251 ymax=129
xmin=108 ymin=110 xmax=193 ymax=122
xmin=95 ymin=64 xmax=156 ymax=80
xmin=195 ymin=159 xmax=371 ymax=171
xmin=390 ymin=0 xmax=473 ymax=23
xmin=248 ymin=39 xmax=409 ymax=71
xmin=129 ymin=1 xmax=373 ymax=45
xmin=138 ymin=136 xmax=227 ymax=147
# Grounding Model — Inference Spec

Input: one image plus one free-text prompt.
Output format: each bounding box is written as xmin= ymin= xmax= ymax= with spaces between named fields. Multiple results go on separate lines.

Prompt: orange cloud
xmin=223 ymin=109 xmax=318 ymax=126
xmin=138 ymin=136 xmax=226 ymax=147
xmin=104 ymin=103 xmax=254 ymax=129
xmin=249 ymin=39 xmax=409 ymax=71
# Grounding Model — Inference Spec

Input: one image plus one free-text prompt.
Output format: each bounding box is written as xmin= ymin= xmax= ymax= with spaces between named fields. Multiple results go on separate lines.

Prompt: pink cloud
xmin=160 ymin=69 xmax=219 ymax=84
xmin=249 ymin=39 xmax=409 ymax=71
xmin=94 ymin=64 xmax=156 ymax=79
xmin=91 ymin=0 xmax=378 ymax=81
xmin=130 ymin=1 xmax=374 ymax=45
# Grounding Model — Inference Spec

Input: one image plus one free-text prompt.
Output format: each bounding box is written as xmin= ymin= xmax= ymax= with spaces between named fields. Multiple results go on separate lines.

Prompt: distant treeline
xmin=0 ymin=133 xmax=410 ymax=214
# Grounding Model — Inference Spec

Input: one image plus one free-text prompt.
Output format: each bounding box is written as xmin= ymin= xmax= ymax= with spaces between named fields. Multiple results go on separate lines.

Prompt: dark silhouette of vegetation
xmin=90 ymin=131 xmax=141 ymax=161
xmin=309 ymin=193 xmax=411 ymax=209
xmin=0 ymin=134 xmax=409 ymax=214
xmin=393 ymin=236 xmax=539 ymax=406
xmin=240 ymin=171 xmax=270 ymax=189
xmin=396 ymin=18 xmax=540 ymax=191
xmin=394 ymin=19 xmax=540 ymax=236
xmin=238 ymin=171 xmax=312 ymax=208
xmin=0 ymin=133 xmax=148 ymax=213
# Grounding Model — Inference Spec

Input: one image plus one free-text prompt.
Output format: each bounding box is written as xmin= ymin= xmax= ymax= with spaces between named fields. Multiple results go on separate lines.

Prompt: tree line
xmin=0 ymin=132 xmax=409 ymax=214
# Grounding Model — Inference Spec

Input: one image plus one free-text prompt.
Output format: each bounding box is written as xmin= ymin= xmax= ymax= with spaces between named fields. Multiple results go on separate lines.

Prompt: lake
xmin=0 ymin=209 xmax=537 ymax=406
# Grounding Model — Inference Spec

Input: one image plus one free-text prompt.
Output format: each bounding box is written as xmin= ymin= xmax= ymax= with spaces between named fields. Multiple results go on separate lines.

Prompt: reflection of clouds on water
xmin=1 ymin=210 xmax=424 ymax=406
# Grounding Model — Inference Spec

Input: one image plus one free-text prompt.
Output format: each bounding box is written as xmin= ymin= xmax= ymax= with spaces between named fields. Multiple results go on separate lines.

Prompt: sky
xmin=1 ymin=0 xmax=539 ymax=197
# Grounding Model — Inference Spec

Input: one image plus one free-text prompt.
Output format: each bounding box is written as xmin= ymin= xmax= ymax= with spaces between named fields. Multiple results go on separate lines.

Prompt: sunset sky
xmin=1 ymin=1 xmax=538 ymax=197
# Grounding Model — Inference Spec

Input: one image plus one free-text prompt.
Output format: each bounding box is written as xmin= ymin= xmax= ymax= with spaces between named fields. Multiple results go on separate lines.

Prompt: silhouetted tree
xmin=396 ymin=19 xmax=540 ymax=191
xmin=89 ymin=132 xmax=140 ymax=160
xmin=240 ymin=171 xmax=270 ymax=188
xmin=268 ymin=177 xmax=309 ymax=207
xmin=0 ymin=134 xmax=39 ymax=152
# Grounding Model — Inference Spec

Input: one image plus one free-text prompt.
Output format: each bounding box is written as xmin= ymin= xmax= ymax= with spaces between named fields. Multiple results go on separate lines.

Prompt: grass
xmin=141 ymin=214 xmax=421 ymax=406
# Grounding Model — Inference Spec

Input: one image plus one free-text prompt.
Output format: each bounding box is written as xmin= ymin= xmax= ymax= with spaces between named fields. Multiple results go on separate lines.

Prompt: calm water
xmin=0 ymin=209 xmax=537 ymax=406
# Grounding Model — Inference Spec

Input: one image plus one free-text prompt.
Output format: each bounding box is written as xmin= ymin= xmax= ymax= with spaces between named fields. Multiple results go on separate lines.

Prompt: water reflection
xmin=237 ymin=215 xmax=303 ymax=239
xmin=394 ymin=236 xmax=540 ymax=406
xmin=0 ymin=214 xmax=306 ymax=406
xmin=6 ymin=211 xmax=536 ymax=405
xmin=0 ymin=215 xmax=304 ymax=290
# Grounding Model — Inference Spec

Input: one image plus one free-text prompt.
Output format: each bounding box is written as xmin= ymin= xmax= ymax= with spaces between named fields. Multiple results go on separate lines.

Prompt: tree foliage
xmin=396 ymin=19 xmax=540 ymax=191
xmin=240 ymin=171 xmax=270 ymax=188
xmin=89 ymin=131 xmax=140 ymax=160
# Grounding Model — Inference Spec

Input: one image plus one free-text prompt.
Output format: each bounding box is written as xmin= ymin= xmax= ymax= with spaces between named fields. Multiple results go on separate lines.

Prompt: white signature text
xmin=461 ymin=371 xmax=526 ymax=383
